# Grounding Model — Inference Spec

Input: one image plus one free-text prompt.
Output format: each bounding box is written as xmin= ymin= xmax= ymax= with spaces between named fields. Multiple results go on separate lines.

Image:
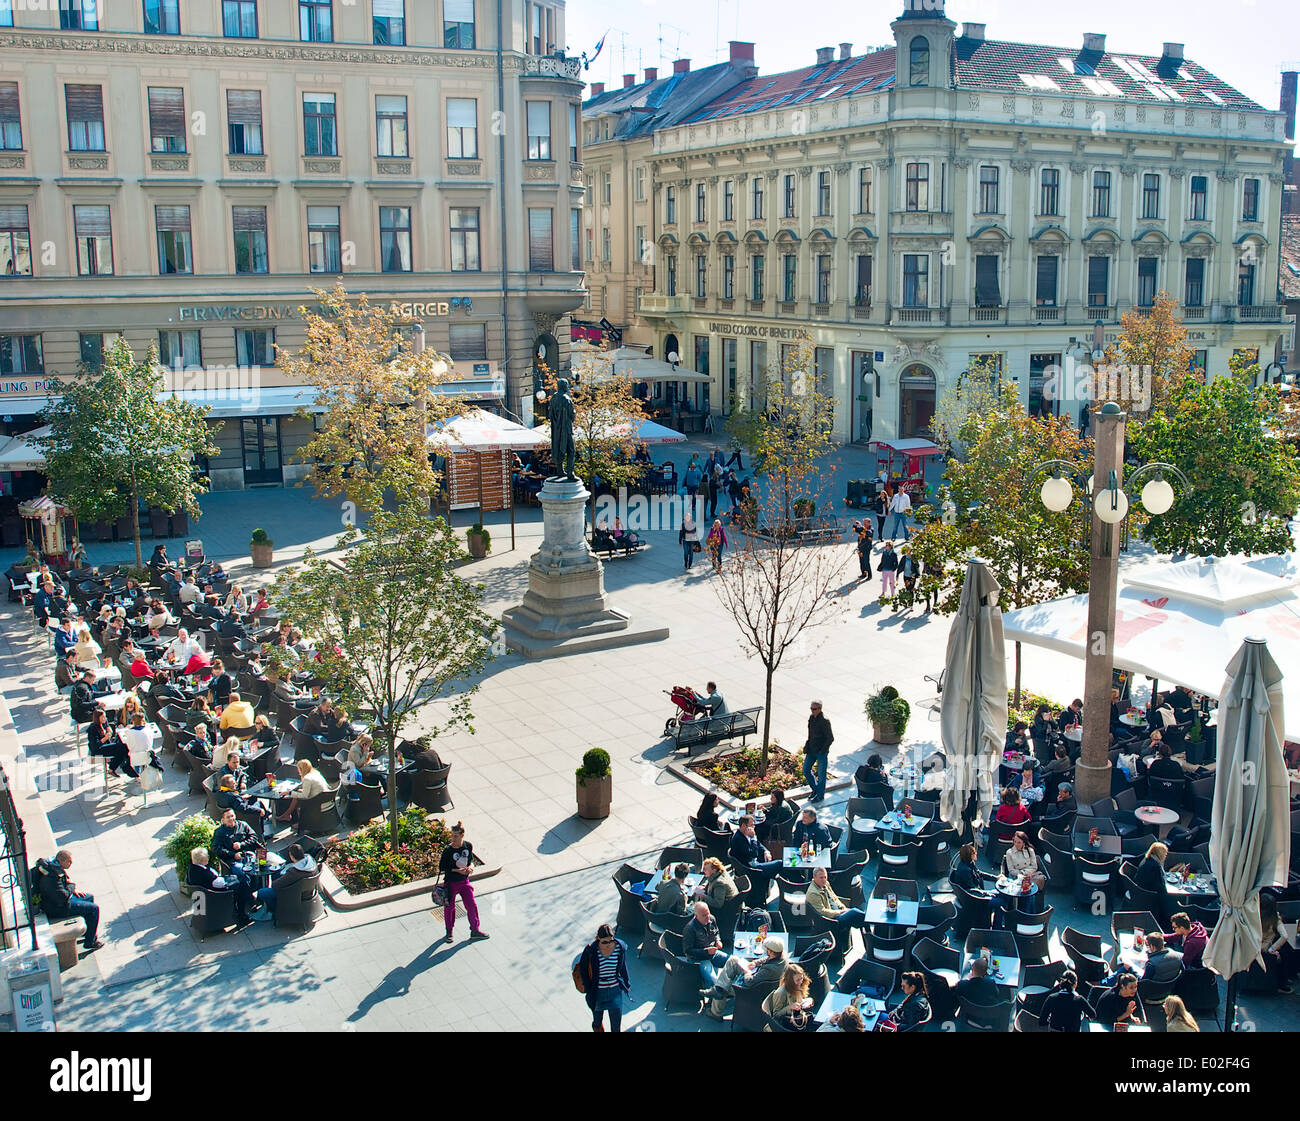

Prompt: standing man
xmin=439 ymin=822 xmax=489 ymax=944
xmin=855 ymin=522 xmax=874 ymax=582
xmin=887 ymin=487 xmax=912 ymax=539
xmin=803 ymin=700 xmax=834 ymax=803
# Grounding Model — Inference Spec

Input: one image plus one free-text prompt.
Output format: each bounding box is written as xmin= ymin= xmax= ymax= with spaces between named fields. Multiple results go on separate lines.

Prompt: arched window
xmin=909 ymin=37 xmax=930 ymax=87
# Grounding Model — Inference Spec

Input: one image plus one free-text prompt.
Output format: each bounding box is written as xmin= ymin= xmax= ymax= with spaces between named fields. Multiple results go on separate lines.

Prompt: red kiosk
xmin=867 ymin=438 xmax=945 ymax=497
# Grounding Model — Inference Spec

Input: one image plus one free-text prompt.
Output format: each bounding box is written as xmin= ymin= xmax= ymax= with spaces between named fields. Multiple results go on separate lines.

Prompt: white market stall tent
xmin=1001 ymin=554 xmax=1300 ymax=742
xmin=426 ymin=408 xmax=549 ymax=516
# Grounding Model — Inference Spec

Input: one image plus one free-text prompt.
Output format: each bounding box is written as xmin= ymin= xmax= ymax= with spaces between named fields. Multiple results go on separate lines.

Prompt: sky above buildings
xmin=568 ymin=0 xmax=1297 ymax=125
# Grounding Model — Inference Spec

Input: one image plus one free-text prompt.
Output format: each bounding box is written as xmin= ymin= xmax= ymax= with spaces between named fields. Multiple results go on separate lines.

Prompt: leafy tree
xmin=271 ymin=499 xmax=496 ymax=847
xmin=280 ymin=284 xmax=465 ymax=512
xmin=930 ymin=354 xmax=1005 ymax=453
xmin=38 ymin=337 xmax=219 ymax=569
xmin=1102 ymin=291 xmax=1193 ymax=419
xmin=1129 ymin=358 xmax=1300 ymax=557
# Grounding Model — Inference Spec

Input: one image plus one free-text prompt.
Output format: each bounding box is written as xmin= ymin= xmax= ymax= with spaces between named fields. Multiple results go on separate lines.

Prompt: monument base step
xmin=501 ymin=606 xmax=669 ymax=659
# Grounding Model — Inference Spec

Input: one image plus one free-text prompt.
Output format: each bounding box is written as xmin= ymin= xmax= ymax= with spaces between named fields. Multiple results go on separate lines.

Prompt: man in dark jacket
xmin=1139 ymin=932 xmax=1184 ymax=984
xmin=728 ymin=815 xmax=781 ymax=877
xmin=35 ymin=850 xmax=103 ymax=950
xmin=954 ymin=956 xmax=1002 ymax=1007
xmin=254 ymin=844 xmax=317 ymax=921
xmin=55 ymin=651 xmax=80 ymax=693
xmin=682 ymin=901 xmax=728 ymax=989
xmin=803 ymin=701 xmax=834 ymax=802
xmin=791 ymin=808 xmax=832 ymax=851
xmin=211 ymin=808 xmax=260 ymax=871
xmin=69 ymin=670 xmax=100 ymax=723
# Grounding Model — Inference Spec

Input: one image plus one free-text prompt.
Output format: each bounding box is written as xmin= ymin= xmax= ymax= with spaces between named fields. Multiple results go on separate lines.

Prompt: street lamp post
xmin=1034 ymin=401 xmax=1188 ymax=807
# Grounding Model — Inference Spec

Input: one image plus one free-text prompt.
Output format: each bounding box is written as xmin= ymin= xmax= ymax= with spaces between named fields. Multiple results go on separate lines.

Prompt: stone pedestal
xmin=502 ymin=477 xmax=669 ymax=659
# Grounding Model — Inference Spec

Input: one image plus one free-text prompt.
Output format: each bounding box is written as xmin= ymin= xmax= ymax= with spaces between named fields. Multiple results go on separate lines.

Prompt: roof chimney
xmin=673 ymin=58 xmax=691 ymax=74
xmin=623 ymin=73 xmax=636 ymax=88
xmin=729 ymin=41 xmax=755 ymax=64
xmin=839 ymin=42 xmax=853 ymax=61
xmin=1281 ymin=71 xmax=1298 ymax=144
xmin=961 ymin=23 xmax=985 ymax=42
xmin=644 ymin=66 xmax=658 ymax=82
xmin=1161 ymin=42 xmax=1184 ymax=63
xmin=1081 ymin=32 xmax=1106 ymax=54
xmin=815 ymin=46 xmax=835 ymax=66
xmin=590 ymin=82 xmax=604 ymax=96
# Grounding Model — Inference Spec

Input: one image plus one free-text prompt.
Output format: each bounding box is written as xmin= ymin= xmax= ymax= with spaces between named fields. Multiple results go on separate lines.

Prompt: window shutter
xmin=232 ymin=206 xmax=266 ymax=233
xmin=447 ymin=98 xmax=476 ymax=128
xmin=65 ymin=83 xmax=104 ymax=121
xmin=444 ymin=0 xmax=473 ymax=20
xmin=0 ymin=83 xmax=19 ymax=123
xmin=528 ymin=209 xmax=553 ymax=268
xmin=226 ymin=89 xmax=262 ymax=126
xmin=155 ymin=204 xmax=191 ymax=232
xmin=0 ymin=205 xmax=28 ymax=231
xmin=373 ymin=0 xmax=403 ymax=15
xmin=148 ymin=87 xmax=185 ymax=136
xmin=73 ymin=205 xmax=111 ymax=237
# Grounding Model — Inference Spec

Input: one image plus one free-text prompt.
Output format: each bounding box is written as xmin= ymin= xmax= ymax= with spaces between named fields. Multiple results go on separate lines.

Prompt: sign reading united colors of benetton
xmin=179 ymin=301 xmax=457 ymax=321
xmin=706 ymin=322 xmax=811 ymax=339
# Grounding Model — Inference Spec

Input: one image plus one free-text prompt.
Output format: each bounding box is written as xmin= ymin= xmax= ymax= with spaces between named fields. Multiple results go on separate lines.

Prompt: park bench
xmin=670 ymin=707 xmax=763 ymax=756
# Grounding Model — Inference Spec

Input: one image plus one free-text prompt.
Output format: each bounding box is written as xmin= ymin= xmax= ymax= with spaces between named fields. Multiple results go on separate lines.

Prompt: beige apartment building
xmin=0 ymin=0 xmax=585 ymax=489
xmin=585 ymin=3 xmax=1295 ymax=444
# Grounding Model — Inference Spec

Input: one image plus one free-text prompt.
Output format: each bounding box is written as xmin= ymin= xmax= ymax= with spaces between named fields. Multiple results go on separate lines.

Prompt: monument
xmin=502 ymin=380 xmax=669 ymax=659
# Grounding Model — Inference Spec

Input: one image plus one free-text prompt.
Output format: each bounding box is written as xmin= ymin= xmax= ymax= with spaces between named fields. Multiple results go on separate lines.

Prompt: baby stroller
xmin=663 ymin=685 xmax=710 ymax=737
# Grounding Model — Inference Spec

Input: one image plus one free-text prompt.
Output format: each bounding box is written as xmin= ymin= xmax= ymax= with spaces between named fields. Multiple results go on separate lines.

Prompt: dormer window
xmin=909 ymin=37 xmax=930 ymax=87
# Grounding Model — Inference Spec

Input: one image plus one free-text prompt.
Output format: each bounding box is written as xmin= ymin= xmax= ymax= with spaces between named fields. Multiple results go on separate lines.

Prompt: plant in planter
xmin=163 ymin=813 xmax=218 ymax=892
xmin=250 ymin=527 xmax=274 ymax=569
xmin=466 ymin=523 xmax=491 ymax=560
xmin=865 ymin=685 xmax=910 ymax=745
xmin=576 ymin=747 xmax=612 ymax=820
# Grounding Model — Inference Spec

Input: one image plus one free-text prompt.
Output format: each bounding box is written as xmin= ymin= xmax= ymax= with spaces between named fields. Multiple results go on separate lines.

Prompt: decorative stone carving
xmin=952 ymin=157 xmax=971 ymax=169
xmin=1060 ymin=102 xmax=1075 ymax=118
xmin=1011 ymin=159 xmax=1032 ymax=174
xmin=0 ymin=155 xmax=26 ymax=169
xmin=1184 ymin=110 xmax=1196 ymax=127
xmin=1238 ymin=114 xmax=1248 ymax=131
xmin=1069 ymin=160 xmax=1087 ymax=174
xmin=1269 ymin=172 xmax=1285 ymax=184
xmin=1216 ymin=169 xmax=1235 ymax=182
xmin=879 ymin=157 xmax=894 ymax=170
xmin=707 ymin=175 xmax=718 ymax=185
xmin=1184 ymin=245 xmax=1209 ymax=258
xmin=524 ymin=161 xmax=555 ymax=182
xmin=1210 ymin=113 xmax=1222 ymax=129
xmin=1120 ymin=164 xmax=1137 ymax=177
xmin=1113 ymin=106 xmax=1126 ymax=122
xmin=302 ymin=158 xmax=341 ymax=175
xmin=447 ymin=161 xmax=482 ymax=176
xmin=227 ymin=157 xmax=267 ymax=173
xmin=834 ymin=162 xmax=851 ymax=176
xmin=1031 ymin=97 xmax=1044 ymax=114
xmin=1002 ymin=95 xmax=1016 ymax=113
xmin=873 ymin=97 xmax=881 ymax=115
xmin=376 ymin=159 xmax=413 ymax=176
xmin=1169 ymin=166 xmax=1186 ymax=179
xmin=798 ymin=167 xmax=813 ymax=178
xmin=765 ymin=170 xmax=778 ymax=181
xmin=149 ymin=155 xmax=189 ymax=172
xmin=967 ymin=95 xmax=980 ymax=110
xmin=67 ymin=156 xmax=109 ymax=170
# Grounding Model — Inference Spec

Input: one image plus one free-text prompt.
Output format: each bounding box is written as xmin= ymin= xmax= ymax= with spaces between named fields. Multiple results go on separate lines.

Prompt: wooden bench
xmin=671 ymin=707 xmax=763 ymax=756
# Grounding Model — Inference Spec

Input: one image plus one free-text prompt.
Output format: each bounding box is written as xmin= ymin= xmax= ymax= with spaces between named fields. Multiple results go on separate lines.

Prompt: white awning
xmin=427 ymin=408 xmax=549 ymax=453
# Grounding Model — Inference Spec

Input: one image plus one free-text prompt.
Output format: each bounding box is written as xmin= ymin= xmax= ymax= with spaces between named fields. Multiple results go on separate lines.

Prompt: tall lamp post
xmin=1033 ymin=401 xmax=1189 ymax=806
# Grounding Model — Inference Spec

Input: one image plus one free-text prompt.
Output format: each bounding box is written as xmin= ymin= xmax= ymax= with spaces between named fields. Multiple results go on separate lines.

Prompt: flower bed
xmin=687 ymin=745 xmax=805 ymax=800
xmin=325 ymin=808 xmax=454 ymax=895
xmin=1007 ymin=690 xmax=1067 ymax=731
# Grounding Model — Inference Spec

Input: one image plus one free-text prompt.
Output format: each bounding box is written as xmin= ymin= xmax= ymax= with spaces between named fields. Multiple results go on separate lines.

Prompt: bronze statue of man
xmin=548 ymin=378 xmax=578 ymax=481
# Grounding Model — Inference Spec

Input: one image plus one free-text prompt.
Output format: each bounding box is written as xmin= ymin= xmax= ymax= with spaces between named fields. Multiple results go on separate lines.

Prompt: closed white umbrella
xmin=939 ymin=558 xmax=1008 ymax=835
xmin=1205 ymin=637 xmax=1291 ymax=1030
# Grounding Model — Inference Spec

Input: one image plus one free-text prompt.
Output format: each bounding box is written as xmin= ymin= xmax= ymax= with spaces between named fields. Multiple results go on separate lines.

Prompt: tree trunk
xmin=761 ymin=665 xmax=774 ymax=777
xmin=385 ymin=720 xmax=400 ymax=849
xmin=1013 ymin=640 xmax=1023 ymax=709
xmin=129 ymin=483 xmax=143 ymax=570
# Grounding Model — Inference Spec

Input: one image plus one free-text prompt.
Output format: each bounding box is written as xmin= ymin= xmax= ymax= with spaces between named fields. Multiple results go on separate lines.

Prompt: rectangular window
xmin=527 ymin=208 xmax=553 ymax=271
xmin=858 ymin=166 xmax=872 ymax=213
xmin=307 ymin=206 xmax=341 ymax=273
xmin=74 ymin=204 xmax=113 ymax=276
xmin=633 ymin=166 xmax=645 ymax=201
xmin=722 ymin=254 xmax=735 ymax=299
xmin=148 ymin=87 xmax=187 ymax=154
xmin=222 ymin=0 xmax=258 ymax=38
xmin=903 ymin=254 xmax=928 ymax=306
xmin=0 ymin=83 xmax=20 ymax=150
xmin=816 ymin=254 xmax=831 ymax=304
xmin=372 ymin=0 xmax=405 ymax=45
xmin=1189 ymin=175 xmax=1208 ymax=221
xmin=571 ymin=209 xmax=582 ymax=271
xmin=783 ymin=174 xmax=796 ymax=218
xmin=449 ymin=207 xmax=480 ymax=271
xmin=527 ymin=2 xmax=556 ymax=54
xmin=60 ymin=0 xmax=97 ymax=29
xmin=1141 ymin=173 xmax=1160 ymax=219
xmin=695 ymin=253 xmax=707 ymax=298
xmin=375 ymin=95 xmax=408 ymax=157
xmin=1040 ymin=168 xmax=1060 ymax=215
xmin=303 ymin=93 xmax=337 ymax=156
xmin=235 ymin=328 xmax=274 ymax=368
xmin=155 ymin=204 xmax=192 ymax=274
xmin=814 ymin=347 xmax=833 ymax=395
xmin=817 ymin=171 xmax=831 ymax=216
xmin=378 ymin=206 xmax=411 ymax=272
xmin=906 ymin=162 xmax=929 ymax=211
xmin=445 ymin=98 xmax=478 ymax=159
xmin=1087 ymin=255 xmax=1110 ymax=306
xmin=695 ymin=183 xmax=706 ymax=222
xmin=444 ymin=0 xmax=475 ymax=49
xmin=1035 ymin=254 xmax=1058 ymax=306
xmin=570 ymin=104 xmax=580 ymax=162
xmin=226 ymin=90 xmax=263 ymax=155
xmin=0 ymin=205 xmax=32 ymax=277
xmin=978 ymin=166 xmax=1000 ymax=214
xmin=782 ymin=254 xmax=797 ymax=302
xmin=601 ymin=172 xmax=611 ymax=205
xmin=65 ymin=84 xmax=106 ymax=152
xmin=1184 ymin=258 xmax=1204 ymax=307
xmin=584 ymin=227 xmax=593 ymax=263
xmin=752 ymin=177 xmax=764 ymax=220
xmin=232 ymin=204 xmax=267 ymax=274
xmin=448 ymin=323 xmax=487 ymax=361
xmin=299 ymin=0 xmax=332 ymax=42
xmin=974 ymin=254 xmax=1000 ymax=306
xmin=1137 ymin=258 xmax=1157 ymax=306
xmin=1190 ymin=350 xmax=1207 ymax=375
xmin=0 ymin=0 xmax=11 ymax=25
xmin=158 ymin=330 xmax=201 ymax=370
xmin=666 ymin=253 xmax=677 ymax=296
xmin=1242 ymin=177 xmax=1259 ymax=221
xmin=526 ymin=101 xmax=551 ymax=160
xmin=855 ymin=253 xmax=873 ymax=304
xmin=79 ymin=332 xmax=105 ymax=371
xmin=665 ymin=187 xmax=676 ymax=225
xmin=143 ymin=0 xmax=180 ymax=34
xmin=1092 ymin=170 xmax=1112 ymax=217
xmin=1238 ymin=261 xmax=1256 ymax=306
xmin=601 ymin=227 xmax=610 ymax=262
xmin=724 ymin=179 xmax=735 ymax=221
xmin=0 ymin=335 xmax=42 ymax=375
xmin=751 ymin=254 xmax=764 ymax=300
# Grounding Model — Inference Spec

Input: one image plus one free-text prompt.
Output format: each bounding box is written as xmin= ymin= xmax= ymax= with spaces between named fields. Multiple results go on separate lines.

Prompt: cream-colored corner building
xmin=0 ymin=0 xmax=584 ymax=489
xmin=586 ymin=3 xmax=1295 ymax=444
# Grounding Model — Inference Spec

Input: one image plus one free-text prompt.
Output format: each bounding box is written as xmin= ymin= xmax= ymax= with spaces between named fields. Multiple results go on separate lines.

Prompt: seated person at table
xmin=144 ymin=599 xmax=175 ymax=633
xmin=70 ymin=669 xmax=102 ymax=724
xmin=1145 ymin=740 xmax=1185 ymax=782
xmin=993 ymin=786 xmax=1031 ymax=826
xmin=120 ymin=710 xmax=162 ymax=773
xmin=1165 ymin=913 xmax=1208 ymax=970
xmin=271 ymin=672 xmax=305 ymax=703
xmin=791 ymin=807 xmax=833 ymax=851
xmin=252 ymin=714 xmax=278 ymax=751
xmin=212 ymin=735 xmax=242 ymax=771
xmin=1001 ymin=831 xmax=1047 ymax=894
xmin=277 ymin=759 xmax=330 ymax=824
xmin=215 ymin=774 xmax=269 ymax=826
xmin=706 ymin=934 xmax=789 ymax=1021
xmin=186 ymin=846 xmax=254 ymax=925
xmin=652 ymin=863 xmax=691 ymax=915
xmin=164 ymin=628 xmax=206 ymax=673
xmin=53 ymin=617 xmax=78 ymax=657
xmin=1168 ymin=684 xmax=1196 ymax=726
xmin=693 ymin=857 xmax=738 ymax=911
xmin=218 ymin=612 xmax=249 ymax=644
xmin=755 ymin=789 xmax=795 ymax=846
xmin=55 ymin=651 xmax=80 ymax=692
xmin=1041 ymin=743 xmax=1072 ymax=777
xmin=219 ymin=692 xmax=256 ymax=733
xmin=950 ymin=843 xmax=991 ymax=894
xmin=854 ymin=754 xmax=892 ymax=799
xmin=116 ymin=637 xmax=142 ymax=677
xmin=1134 ymin=842 xmax=1173 ymax=917
xmin=1015 ymin=766 xmax=1044 ymax=807
xmin=346 ymin=733 xmax=375 ymax=770
xmin=682 ymin=902 xmax=729 ymax=990
xmin=822 ymin=1005 xmax=866 ymax=1032
xmin=1057 ymin=698 xmax=1084 ymax=731
xmin=218 ymin=748 xmax=249 ymax=790
xmin=1005 ymin=721 xmax=1031 ymax=754
xmin=695 ymin=791 xmax=723 ymax=832
xmin=1139 ymin=931 xmax=1183 ymax=984
xmin=150 ymin=669 xmax=185 ymax=705
xmin=87 ymin=709 xmax=137 ymax=778
xmin=74 ymin=624 xmax=101 ymax=663
xmin=1038 ymin=970 xmax=1094 ymax=1032
xmin=32 ymin=580 xmax=58 ymax=625
xmin=728 ymin=815 xmax=782 ymax=877
xmin=805 ymin=865 xmax=867 ymax=929
xmin=305 ymin=698 xmax=341 ymax=737
xmin=955 ymin=956 xmax=1001 ymax=1006
xmin=1041 ymin=782 xmax=1076 ymax=825
xmin=888 ymin=972 xmax=931 ymax=1029
xmin=187 ymin=723 xmax=213 ymax=762
xmin=127 ymin=648 xmax=155 ymax=682
xmin=763 ymin=964 xmax=816 ymax=1032
xmin=178 ymin=575 xmax=201 ymax=606
xmin=248 ymin=589 xmax=271 ymax=618
xmin=186 ymin=696 xmax=216 ymax=731
xmin=1094 ymin=973 xmax=1144 ymax=1026
xmin=210 ymin=808 xmax=261 ymax=872
xmin=254 ymin=843 xmax=317 ymax=921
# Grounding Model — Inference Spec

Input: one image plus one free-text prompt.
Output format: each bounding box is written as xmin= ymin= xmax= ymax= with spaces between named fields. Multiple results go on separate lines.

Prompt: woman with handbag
xmin=679 ymin=514 xmax=702 ymax=573
xmin=576 ymin=923 xmax=630 ymax=1032
xmin=706 ymin=519 xmax=728 ymax=574
xmin=438 ymin=822 xmax=488 ymax=944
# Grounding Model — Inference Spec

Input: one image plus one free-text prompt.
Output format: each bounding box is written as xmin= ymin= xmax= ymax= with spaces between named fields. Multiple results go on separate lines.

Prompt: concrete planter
xmin=576 ymin=773 xmax=612 ymax=819
xmin=872 ymin=720 xmax=902 ymax=745
xmin=466 ymin=530 xmax=489 ymax=560
xmin=250 ymin=542 xmax=275 ymax=568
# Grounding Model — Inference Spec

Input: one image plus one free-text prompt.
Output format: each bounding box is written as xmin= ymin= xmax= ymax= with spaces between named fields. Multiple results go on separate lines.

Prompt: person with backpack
xmin=575 ymin=923 xmax=631 ymax=1031
xmin=34 ymin=849 xmax=103 ymax=951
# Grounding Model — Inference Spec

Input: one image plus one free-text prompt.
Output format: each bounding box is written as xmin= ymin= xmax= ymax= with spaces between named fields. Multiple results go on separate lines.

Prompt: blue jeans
xmin=696 ymin=950 xmax=730 ymax=990
xmin=804 ymin=753 xmax=827 ymax=800
xmin=682 ymin=540 xmax=696 ymax=569
xmin=67 ymin=895 xmax=100 ymax=946
xmin=587 ymin=987 xmax=624 ymax=1031
xmin=888 ymin=513 xmax=910 ymax=539
xmin=834 ymin=908 xmax=868 ymax=929
xmin=256 ymin=886 xmax=277 ymax=915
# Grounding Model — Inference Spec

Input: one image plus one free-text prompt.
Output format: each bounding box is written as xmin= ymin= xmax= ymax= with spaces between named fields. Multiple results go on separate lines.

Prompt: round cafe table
xmin=1133 ymin=805 xmax=1179 ymax=838
xmin=1063 ymin=726 xmax=1083 ymax=744
xmin=1119 ymin=713 xmax=1148 ymax=729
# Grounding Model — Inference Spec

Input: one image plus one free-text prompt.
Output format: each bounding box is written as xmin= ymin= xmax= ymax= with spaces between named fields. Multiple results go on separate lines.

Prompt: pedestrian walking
xmin=575 ymin=923 xmax=631 ymax=1032
xmin=874 ymin=487 xmax=889 ymax=540
xmin=899 ymin=546 xmax=920 ymax=610
xmin=802 ymin=700 xmax=834 ymax=802
xmin=705 ymin=467 xmax=721 ymax=520
xmin=439 ymin=822 xmax=488 ymax=943
xmin=887 ymin=487 xmax=912 ymax=539
xmin=855 ymin=522 xmax=873 ymax=581
xmin=679 ymin=514 xmax=702 ymax=571
xmin=706 ymin=519 xmax=729 ymax=573
xmin=683 ymin=457 xmax=703 ymax=501
xmin=879 ymin=541 xmax=899 ymax=598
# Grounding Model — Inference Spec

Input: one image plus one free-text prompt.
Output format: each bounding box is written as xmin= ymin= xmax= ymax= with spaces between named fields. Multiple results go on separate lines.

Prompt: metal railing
xmin=0 ymin=761 xmax=36 ymax=952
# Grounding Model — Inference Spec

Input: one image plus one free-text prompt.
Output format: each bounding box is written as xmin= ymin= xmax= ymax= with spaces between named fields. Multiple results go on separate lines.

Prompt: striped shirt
xmin=596 ymin=945 xmax=621 ymax=989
